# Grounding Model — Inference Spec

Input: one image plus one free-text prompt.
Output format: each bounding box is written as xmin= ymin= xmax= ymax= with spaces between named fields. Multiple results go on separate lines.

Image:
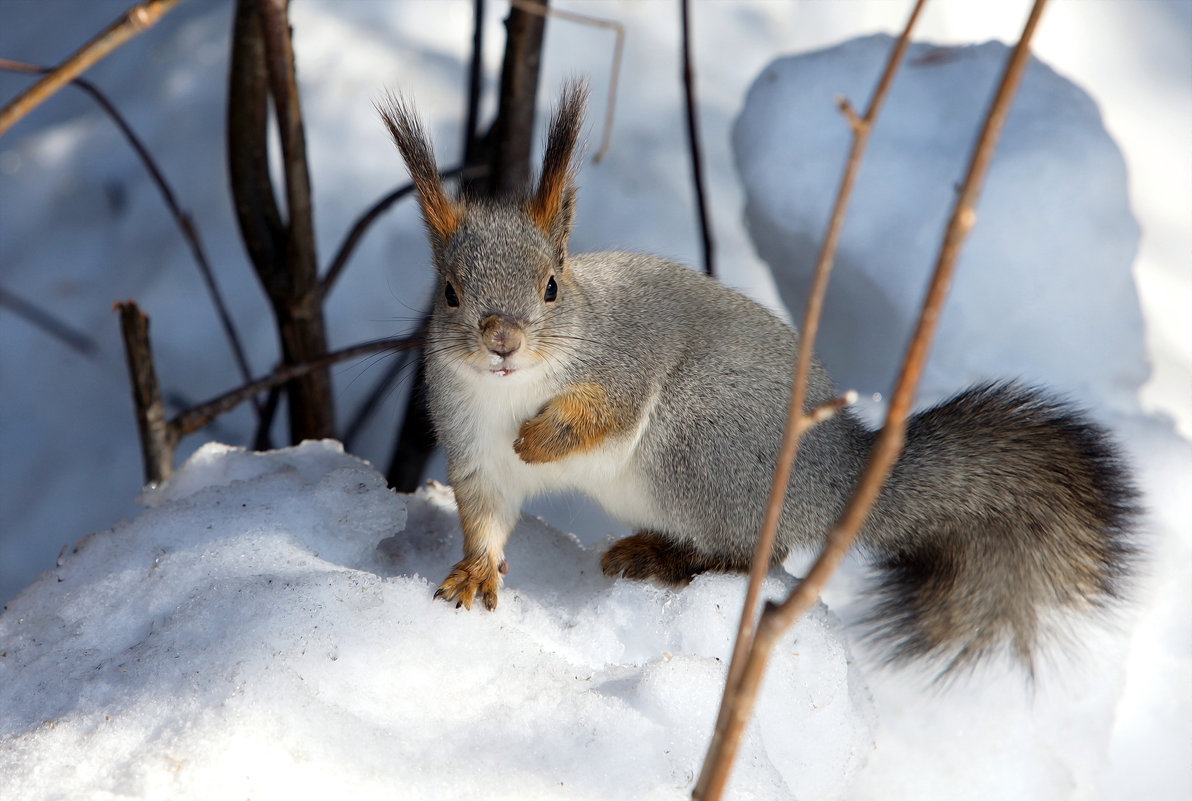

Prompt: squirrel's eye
xmin=444 ymin=282 xmax=459 ymax=307
xmin=544 ymin=275 xmax=558 ymax=302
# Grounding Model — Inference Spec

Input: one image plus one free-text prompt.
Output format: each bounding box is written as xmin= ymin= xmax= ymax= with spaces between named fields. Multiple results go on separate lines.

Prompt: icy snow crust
xmin=0 ymin=441 xmax=875 ymax=801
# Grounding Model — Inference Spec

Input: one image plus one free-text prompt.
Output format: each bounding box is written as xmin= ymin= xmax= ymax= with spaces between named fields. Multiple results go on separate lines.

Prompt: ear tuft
xmin=527 ymin=80 xmax=588 ymax=259
xmin=376 ymin=92 xmax=462 ymax=248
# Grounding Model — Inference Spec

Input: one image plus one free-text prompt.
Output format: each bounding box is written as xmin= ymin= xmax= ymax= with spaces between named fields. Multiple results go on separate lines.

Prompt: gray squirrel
xmin=379 ymin=81 xmax=1137 ymax=676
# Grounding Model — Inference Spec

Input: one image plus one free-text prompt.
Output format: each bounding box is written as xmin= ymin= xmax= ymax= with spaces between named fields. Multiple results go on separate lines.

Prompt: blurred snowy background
xmin=0 ymin=1 xmax=1188 ymax=799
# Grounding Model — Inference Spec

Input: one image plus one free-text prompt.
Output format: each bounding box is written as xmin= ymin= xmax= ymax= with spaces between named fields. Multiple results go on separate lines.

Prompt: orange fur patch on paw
xmin=435 ymin=552 xmax=501 ymax=611
xmin=514 ymin=381 xmax=620 ymax=464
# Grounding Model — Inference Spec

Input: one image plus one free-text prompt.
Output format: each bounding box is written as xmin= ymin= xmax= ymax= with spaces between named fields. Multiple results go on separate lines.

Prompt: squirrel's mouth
xmin=484 ymin=351 xmax=520 ymax=377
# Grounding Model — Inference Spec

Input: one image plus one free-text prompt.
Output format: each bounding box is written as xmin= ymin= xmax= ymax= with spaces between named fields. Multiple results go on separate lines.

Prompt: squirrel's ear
xmin=377 ymin=92 xmax=462 ymax=252
xmin=527 ymin=80 xmax=588 ymax=263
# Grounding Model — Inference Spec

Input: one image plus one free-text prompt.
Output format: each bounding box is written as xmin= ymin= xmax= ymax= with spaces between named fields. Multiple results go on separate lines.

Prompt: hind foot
xmin=601 ymin=531 xmax=745 ymax=585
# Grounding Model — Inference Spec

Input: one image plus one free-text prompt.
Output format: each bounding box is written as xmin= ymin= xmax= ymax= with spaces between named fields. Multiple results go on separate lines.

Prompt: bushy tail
xmin=859 ymin=381 xmax=1139 ymax=679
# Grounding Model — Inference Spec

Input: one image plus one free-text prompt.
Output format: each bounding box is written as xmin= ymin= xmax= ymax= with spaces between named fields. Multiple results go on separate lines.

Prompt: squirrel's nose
xmin=479 ymin=314 xmax=525 ymax=357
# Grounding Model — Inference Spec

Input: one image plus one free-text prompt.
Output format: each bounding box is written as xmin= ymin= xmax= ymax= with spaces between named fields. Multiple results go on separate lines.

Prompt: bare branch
xmin=255 ymin=0 xmax=318 ymax=286
xmin=694 ymin=1 xmax=1050 ymax=798
xmin=116 ymin=301 xmax=175 ymax=485
xmin=0 ymin=0 xmax=183 ymax=139
xmin=0 ymin=284 xmax=97 ymax=356
xmin=485 ymin=0 xmax=549 ymax=196
xmin=342 ymin=347 xmax=418 ymax=451
xmin=0 ymin=57 xmax=259 ymax=404
xmin=171 ymin=335 xmax=422 ymax=438
xmin=227 ymin=0 xmax=334 ymax=442
xmin=463 ymin=0 xmax=486 ymax=164
xmin=680 ymin=0 xmax=714 ymax=277
xmin=836 ymin=96 xmax=863 ymax=134
xmin=694 ymin=0 xmax=927 ymax=796
xmin=320 ymin=165 xmax=488 ymax=299
xmin=508 ymin=0 xmax=624 ymax=163
xmin=227 ymin=0 xmax=284 ymax=278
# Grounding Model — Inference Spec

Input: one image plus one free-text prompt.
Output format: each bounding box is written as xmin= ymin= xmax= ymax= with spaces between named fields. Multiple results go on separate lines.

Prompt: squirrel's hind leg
xmin=601 ymin=531 xmax=750 ymax=585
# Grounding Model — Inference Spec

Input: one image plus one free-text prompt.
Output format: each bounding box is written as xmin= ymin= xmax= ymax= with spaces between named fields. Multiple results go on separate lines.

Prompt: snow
xmin=0 ymin=441 xmax=874 ymax=800
xmin=1 ymin=1 xmax=1189 ymax=799
xmin=735 ymin=36 xmax=1146 ymax=417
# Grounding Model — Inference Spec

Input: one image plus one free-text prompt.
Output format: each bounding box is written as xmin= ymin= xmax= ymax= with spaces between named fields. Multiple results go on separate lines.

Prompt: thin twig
xmin=320 ymin=165 xmax=487 ymax=298
xmin=0 ymin=57 xmax=259 ymax=402
xmin=680 ymin=0 xmax=714 ymax=277
xmin=0 ymin=284 xmax=97 ymax=356
xmin=700 ymin=5 xmax=928 ymax=794
xmin=508 ymin=0 xmax=624 ymax=163
xmin=0 ymin=0 xmax=183 ymax=138
xmin=171 ymin=335 xmax=422 ymax=438
xmin=693 ymin=1 xmax=1049 ymax=797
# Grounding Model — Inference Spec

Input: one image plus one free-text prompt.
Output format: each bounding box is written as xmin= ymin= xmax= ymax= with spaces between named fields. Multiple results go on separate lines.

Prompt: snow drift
xmin=0 ymin=441 xmax=875 ymax=800
xmin=734 ymin=35 xmax=1147 ymax=417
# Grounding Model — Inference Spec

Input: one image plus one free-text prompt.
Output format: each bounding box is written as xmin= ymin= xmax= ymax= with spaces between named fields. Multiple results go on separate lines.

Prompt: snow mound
xmin=734 ymin=35 xmax=1146 ymax=416
xmin=0 ymin=441 xmax=875 ymax=800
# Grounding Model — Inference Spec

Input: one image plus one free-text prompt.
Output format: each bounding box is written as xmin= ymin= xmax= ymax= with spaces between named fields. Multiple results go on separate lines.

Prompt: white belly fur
xmin=451 ymin=369 xmax=659 ymax=530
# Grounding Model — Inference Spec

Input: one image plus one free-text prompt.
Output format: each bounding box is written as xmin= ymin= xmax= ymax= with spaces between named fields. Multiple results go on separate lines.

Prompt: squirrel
xmin=378 ymin=81 xmax=1138 ymax=677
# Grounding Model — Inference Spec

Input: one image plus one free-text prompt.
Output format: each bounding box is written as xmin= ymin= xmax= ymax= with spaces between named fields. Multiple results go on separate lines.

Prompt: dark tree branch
xmin=342 ymin=347 xmax=417 ymax=451
xmin=508 ymin=0 xmax=624 ymax=164
xmin=227 ymin=0 xmax=284 ymax=277
xmin=387 ymin=357 xmax=438 ymax=492
xmin=484 ymin=0 xmax=548 ymax=196
xmin=118 ymin=298 xmax=419 ymax=485
xmin=253 ymin=386 xmax=283 ymax=451
xmin=255 ymin=0 xmax=318 ymax=288
xmin=171 ymin=335 xmax=421 ymax=438
xmin=388 ymin=0 xmax=551 ymax=489
xmin=227 ymin=0 xmax=334 ymax=443
xmin=116 ymin=301 xmax=174 ymax=485
xmin=463 ymin=0 xmax=486 ymax=166
xmin=680 ymin=0 xmax=714 ymax=277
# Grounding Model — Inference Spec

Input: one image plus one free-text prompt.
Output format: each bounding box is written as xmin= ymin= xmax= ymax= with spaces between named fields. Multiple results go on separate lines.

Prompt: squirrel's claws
xmin=435 ymin=555 xmax=502 ymax=611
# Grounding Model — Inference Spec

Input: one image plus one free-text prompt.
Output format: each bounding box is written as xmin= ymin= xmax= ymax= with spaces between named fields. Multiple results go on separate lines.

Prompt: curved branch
xmin=320 ymin=165 xmax=487 ymax=299
xmin=0 ymin=58 xmax=258 ymax=398
xmin=0 ymin=0 xmax=182 ymax=138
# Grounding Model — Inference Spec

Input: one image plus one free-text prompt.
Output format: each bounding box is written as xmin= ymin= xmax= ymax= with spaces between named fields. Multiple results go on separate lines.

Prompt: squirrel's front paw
xmin=514 ymin=414 xmax=571 ymax=464
xmin=514 ymin=383 xmax=616 ymax=464
xmin=434 ymin=553 xmax=502 ymax=610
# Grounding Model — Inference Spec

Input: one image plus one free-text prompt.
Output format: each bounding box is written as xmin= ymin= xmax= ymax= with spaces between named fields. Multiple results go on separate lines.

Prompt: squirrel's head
xmin=378 ymin=81 xmax=588 ymax=380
